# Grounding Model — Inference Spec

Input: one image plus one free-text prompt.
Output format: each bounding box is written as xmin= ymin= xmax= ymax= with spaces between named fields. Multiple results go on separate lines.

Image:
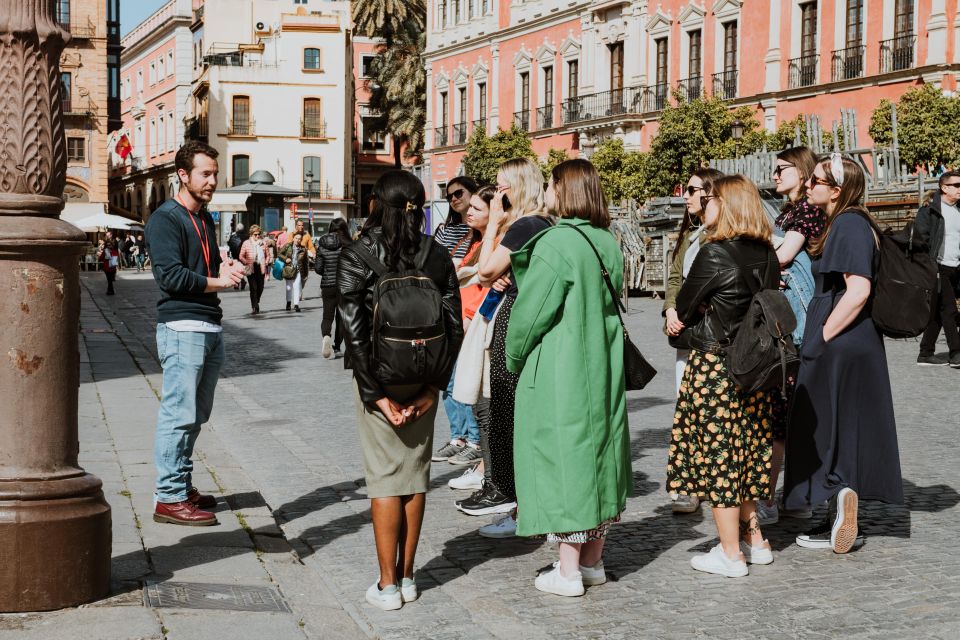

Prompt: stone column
xmin=926 ymin=0 xmax=948 ymax=66
xmin=0 ymin=0 xmax=112 ymax=612
xmin=764 ymin=0 xmax=783 ymax=92
xmin=490 ymin=43 xmax=500 ymax=131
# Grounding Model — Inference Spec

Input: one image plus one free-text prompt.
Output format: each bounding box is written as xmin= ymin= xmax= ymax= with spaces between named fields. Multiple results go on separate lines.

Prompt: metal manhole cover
xmin=144 ymin=582 xmax=291 ymax=612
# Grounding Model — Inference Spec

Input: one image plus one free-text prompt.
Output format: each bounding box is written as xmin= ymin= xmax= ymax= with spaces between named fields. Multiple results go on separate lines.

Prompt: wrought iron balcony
xmin=62 ymin=97 xmax=93 ymax=116
xmin=69 ymin=18 xmax=96 ymax=38
xmin=649 ymin=82 xmax=670 ymax=111
xmin=677 ymin=76 xmax=703 ymax=102
xmin=186 ymin=115 xmax=208 ymax=141
xmin=452 ymin=122 xmax=467 ymax=145
xmin=788 ymin=54 xmax=819 ymax=89
xmin=712 ymin=70 xmax=737 ymax=100
xmin=831 ymin=45 xmax=865 ymax=81
xmin=301 ymin=118 xmax=327 ymax=138
xmin=561 ymin=86 xmax=651 ymax=125
xmin=880 ymin=34 xmax=915 ymax=73
xmin=536 ymin=105 xmax=556 ymax=130
xmin=513 ymin=109 xmax=530 ymax=132
xmin=228 ymin=119 xmax=255 ymax=136
xmin=472 ymin=118 xmax=487 ymax=135
xmin=203 ymin=51 xmax=243 ymax=67
xmin=434 ymin=126 xmax=448 ymax=147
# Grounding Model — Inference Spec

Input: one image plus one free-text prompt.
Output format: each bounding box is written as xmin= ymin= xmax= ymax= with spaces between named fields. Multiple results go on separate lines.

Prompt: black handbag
xmin=568 ymin=225 xmax=657 ymax=390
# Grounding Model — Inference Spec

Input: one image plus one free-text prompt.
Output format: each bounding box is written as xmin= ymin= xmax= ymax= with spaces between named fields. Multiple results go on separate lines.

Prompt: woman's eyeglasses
xmin=773 ymin=163 xmax=795 ymax=178
xmin=685 ymin=185 xmax=704 ymax=196
xmin=445 ymin=188 xmax=465 ymax=202
xmin=808 ymin=175 xmax=832 ymax=188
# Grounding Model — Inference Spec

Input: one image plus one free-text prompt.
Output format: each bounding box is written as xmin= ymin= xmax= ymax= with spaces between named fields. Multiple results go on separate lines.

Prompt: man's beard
xmin=185 ymin=181 xmax=214 ymax=203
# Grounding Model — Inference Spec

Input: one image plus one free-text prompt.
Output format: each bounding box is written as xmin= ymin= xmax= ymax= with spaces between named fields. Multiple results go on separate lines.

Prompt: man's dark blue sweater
xmin=145 ymin=198 xmax=223 ymax=324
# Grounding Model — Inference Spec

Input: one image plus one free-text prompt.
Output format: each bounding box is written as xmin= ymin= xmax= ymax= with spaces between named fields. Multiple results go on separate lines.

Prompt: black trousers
xmin=920 ymin=264 xmax=960 ymax=356
xmin=104 ymin=269 xmax=116 ymax=294
xmin=320 ymin=287 xmax=342 ymax=348
xmin=474 ymin=397 xmax=492 ymax=483
xmin=488 ymin=295 xmax=519 ymax=501
xmin=248 ymin=264 xmax=265 ymax=309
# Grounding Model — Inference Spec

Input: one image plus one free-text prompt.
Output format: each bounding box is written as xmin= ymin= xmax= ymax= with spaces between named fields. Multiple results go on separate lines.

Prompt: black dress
xmin=784 ymin=211 xmax=903 ymax=509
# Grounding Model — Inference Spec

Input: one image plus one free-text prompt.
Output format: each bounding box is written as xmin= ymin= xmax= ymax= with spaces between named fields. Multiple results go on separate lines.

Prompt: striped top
xmin=434 ymin=223 xmax=474 ymax=259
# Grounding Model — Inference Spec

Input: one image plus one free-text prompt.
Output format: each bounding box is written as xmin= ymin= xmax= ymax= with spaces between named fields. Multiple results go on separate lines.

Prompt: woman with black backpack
xmin=666 ymin=174 xmax=780 ymax=578
xmin=337 ymin=171 xmax=463 ymax=611
xmin=783 ymin=155 xmax=903 ymax=554
xmin=315 ymin=218 xmax=352 ymax=358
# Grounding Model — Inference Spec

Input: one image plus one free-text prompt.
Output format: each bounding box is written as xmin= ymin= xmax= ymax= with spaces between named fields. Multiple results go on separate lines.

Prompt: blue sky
xmin=121 ymin=0 xmax=170 ymax=37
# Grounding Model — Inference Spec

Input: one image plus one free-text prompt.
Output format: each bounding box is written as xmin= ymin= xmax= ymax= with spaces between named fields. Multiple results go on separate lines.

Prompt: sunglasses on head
xmin=773 ymin=163 xmax=795 ymax=178
xmin=685 ymin=185 xmax=704 ymax=196
xmin=445 ymin=188 xmax=465 ymax=202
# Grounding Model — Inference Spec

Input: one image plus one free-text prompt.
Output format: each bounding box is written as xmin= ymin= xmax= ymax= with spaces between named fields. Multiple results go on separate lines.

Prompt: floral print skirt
xmin=546 ymin=514 xmax=621 ymax=544
xmin=666 ymin=350 xmax=775 ymax=508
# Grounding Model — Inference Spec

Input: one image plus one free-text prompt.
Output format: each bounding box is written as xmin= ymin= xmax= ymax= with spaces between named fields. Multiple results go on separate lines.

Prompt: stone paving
xmin=2 ymin=268 xmax=959 ymax=639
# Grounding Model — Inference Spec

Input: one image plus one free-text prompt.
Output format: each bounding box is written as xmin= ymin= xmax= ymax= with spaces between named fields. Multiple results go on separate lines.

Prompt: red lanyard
xmin=176 ymin=194 xmax=211 ymax=277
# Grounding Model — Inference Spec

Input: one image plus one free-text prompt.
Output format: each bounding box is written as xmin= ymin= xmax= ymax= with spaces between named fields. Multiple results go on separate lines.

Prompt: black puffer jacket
xmin=669 ymin=238 xmax=779 ymax=354
xmin=337 ymin=229 xmax=464 ymax=404
xmin=315 ymin=232 xmax=343 ymax=288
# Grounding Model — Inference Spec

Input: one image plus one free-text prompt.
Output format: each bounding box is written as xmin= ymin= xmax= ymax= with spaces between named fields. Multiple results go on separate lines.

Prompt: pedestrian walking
xmin=145 ymin=140 xmax=246 ymax=526
xmin=506 ymin=159 xmax=631 ymax=597
xmin=914 ymin=170 xmax=960 ymax=367
xmin=228 ymin=223 xmax=247 ymax=291
xmin=336 ymin=170 xmax=463 ymax=611
xmin=784 ymin=154 xmax=903 ymax=554
xmin=239 ymin=224 xmax=272 ymax=314
xmin=135 ymin=233 xmax=147 ymax=271
xmin=662 ymin=166 xmax=723 ymax=516
xmin=316 ymin=218 xmax=352 ymax=358
xmin=434 ymin=176 xmax=478 ymax=264
xmin=666 ymin=174 xmax=780 ymax=578
xmin=279 ymin=231 xmax=308 ymax=312
xmin=292 ymin=219 xmax=316 ymax=297
xmin=98 ymin=231 xmax=119 ymax=295
xmin=758 ymin=146 xmax=825 ymax=526
xmin=455 ymin=158 xmax=552 ymax=538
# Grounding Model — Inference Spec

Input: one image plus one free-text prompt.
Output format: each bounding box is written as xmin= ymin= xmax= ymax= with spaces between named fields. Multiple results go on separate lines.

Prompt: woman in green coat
xmin=505 ymin=159 xmax=631 ymax=598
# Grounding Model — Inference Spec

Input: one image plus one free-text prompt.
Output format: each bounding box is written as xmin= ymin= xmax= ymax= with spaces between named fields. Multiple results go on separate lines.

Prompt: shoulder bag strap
xmin=352 ymin=240 xmax=388 ymax=277
xmin=567 ymin=225 xmax=629 ymax=330
xmin=448 ymin=230 xmax=472 ymax=257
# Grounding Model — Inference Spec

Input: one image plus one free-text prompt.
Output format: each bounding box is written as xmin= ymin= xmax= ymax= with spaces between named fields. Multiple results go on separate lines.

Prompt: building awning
xmin=60 ymin=202 xmax=107 ymax=226
xmin=207 ymin=191 xmax=250 ymax=212
xmin=69 ymin=211 xmax=144 ymax=232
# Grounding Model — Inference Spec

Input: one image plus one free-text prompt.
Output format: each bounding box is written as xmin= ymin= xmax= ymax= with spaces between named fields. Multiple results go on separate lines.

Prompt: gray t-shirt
xmin=941 ymin=200 xmax=960 ymax=267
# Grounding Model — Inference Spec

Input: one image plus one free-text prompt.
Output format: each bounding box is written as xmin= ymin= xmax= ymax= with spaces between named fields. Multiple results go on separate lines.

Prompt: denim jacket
xmin=776 ymin=228 xmax=815 ymax=346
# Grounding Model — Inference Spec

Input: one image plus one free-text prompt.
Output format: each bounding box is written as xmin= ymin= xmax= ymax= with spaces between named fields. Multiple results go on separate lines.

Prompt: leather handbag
xmin=568 ymin=225 xmax=657 ymax=390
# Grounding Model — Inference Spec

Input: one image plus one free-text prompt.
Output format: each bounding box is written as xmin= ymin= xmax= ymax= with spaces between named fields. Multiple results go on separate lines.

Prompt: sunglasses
xmin=700 ymin=195 xmax=716 ymax=210
xmin=773 ymin=163 xmax=795 ymax=178
xmin=685 ymin=185 xmax=704 ymax=196
xmin=808 ymin=175 xmax=832 ymax=188
xmin=943 ymin=182 xmax=960 ymax=189
xmin=445 ymin=188 xmax=465 ymax=202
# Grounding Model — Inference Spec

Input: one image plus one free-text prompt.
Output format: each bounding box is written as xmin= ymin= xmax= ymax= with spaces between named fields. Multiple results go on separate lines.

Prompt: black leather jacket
xmin=915 ymin=191 xmax=953 ymax=263
xmin=670 ymin=238 xmax=779 ymax=354
xmin=337 ymin=229 xmax=464 ymax=404
xmin=315 ymin=233 xmax=343 ymax=288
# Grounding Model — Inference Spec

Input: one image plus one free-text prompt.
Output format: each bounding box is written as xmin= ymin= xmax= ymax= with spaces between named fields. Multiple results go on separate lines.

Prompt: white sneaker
xmin=738 ymin=540 xmax=774 ymax=565
xmin=554 ymin=560 xmax=606 ymax=586
xmin=478 ymin=514 xmax=516 ymax=538
xmin=399 ymin=577 xmax=418 ymax=603
xmin=690 ymin=545 xmax=749 ymax=578
xmin=448 ymin=465 xmax=483 ymax=490
xmin=535 ymin=565 xmax=584 ymax=597
xmin=365 ymin=581 xmax=402 ymax=611
xmin=322 ymin=335 xmax=333 ymax=359
xmin=756 ymin=501 xmax=779 ymax=525
xmin=832 ymin=488 xmax=859 ymax=554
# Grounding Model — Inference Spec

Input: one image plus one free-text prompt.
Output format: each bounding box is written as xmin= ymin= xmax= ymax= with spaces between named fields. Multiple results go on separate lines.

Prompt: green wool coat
xmin=506 ymin=218 xmax=632 ymax=537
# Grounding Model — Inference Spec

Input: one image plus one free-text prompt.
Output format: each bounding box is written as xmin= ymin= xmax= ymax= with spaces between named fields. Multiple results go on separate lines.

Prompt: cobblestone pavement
xmin=5 ymin=269 xmax=959 ymax=639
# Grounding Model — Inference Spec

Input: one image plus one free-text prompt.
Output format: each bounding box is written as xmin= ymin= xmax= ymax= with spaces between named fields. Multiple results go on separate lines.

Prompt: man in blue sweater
xmin=145 ymin=141 xmax=246 ymax=526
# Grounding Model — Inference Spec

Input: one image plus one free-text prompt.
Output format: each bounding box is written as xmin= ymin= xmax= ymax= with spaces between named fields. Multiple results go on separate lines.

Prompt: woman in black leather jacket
xmin=665 ymin=174 xmax=780 ymax=579
xmin=336 ymin=170 xmax=463 ymax=611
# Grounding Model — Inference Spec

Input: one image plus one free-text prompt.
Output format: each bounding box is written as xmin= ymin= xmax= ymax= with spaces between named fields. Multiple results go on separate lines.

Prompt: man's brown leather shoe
xmin=154 ymin=500 xmax=218 ymax=526
xmin=187 ymin=487 xmax=218 ymax=509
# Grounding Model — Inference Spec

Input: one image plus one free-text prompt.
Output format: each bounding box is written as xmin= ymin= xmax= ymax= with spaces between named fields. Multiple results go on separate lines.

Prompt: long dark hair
xmin=806 ymin=155 xmax=876 ymax=258
xmin=673 ymin=167 xmax=724 ymax=259
xmin=365 ymin=170 xmax=426 ymax=271
xmin=328 ymin=217 xmax=352 ymax=246
xmin=445 ymin=175 xmax=479 ymax=225
xmin=462 ymin=185 xmax=497 ymax=267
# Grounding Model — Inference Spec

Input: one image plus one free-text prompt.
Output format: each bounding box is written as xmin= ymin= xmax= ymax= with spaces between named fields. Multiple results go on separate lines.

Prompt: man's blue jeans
xmin=443 ymin=364 xmax=479 ymax=444
xmin=154 ymin=324 xmax=225 ymax=503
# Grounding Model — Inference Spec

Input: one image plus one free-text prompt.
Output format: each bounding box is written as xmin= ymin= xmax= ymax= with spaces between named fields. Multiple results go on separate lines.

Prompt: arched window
xmin=303 ymin=48 xmax=321 ymax=70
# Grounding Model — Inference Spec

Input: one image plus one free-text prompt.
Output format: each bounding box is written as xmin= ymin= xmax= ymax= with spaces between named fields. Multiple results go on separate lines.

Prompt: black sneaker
xmin=796 ymin=520 xmax=865 ymax=550
xmin=455 ymin=484 xmax=488 ymax=509
xmin=950 ymin=353 xmax=960 ymax=369
xmin=917 ymin=354 xmax=949 ymax=366
xmin=457 ymin=484 xmax=516 ymax=516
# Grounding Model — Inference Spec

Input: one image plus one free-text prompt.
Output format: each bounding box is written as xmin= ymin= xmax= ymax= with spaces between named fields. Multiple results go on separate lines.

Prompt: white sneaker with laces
xmin=365 ymin=581 xmax=402 ymax=610
xmin=400 ymin=577 xmax=418 ymax=603
xmin=553 ymin=560 xmax=606 ymax=586
xmin=690 ymin=544 xmax=749 ymax=578
xmin=535 ymin=565 xmax=584 ymax=597
xmin=478 ymin=514 xmax=516 ymax=538
xmin=756 ymin=501 xmax=779 ymax=526
xmin=322 ymin=335 xmax=333 ymax=359
xmin=448 ymin=465 xmax=483 ymax=490
xmin=738 ymin=540 xmax=774 ymax=565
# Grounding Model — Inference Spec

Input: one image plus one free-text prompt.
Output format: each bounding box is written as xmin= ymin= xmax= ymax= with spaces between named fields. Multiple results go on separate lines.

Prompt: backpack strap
xmin=414 ymin=236 xmax=434 ymax=270
xmin=352 ymin=240 xmax=388 ymax=277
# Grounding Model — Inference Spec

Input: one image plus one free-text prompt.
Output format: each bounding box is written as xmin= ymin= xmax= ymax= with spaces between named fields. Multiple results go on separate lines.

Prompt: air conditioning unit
xmin=254 ymin=20 xmax=269 ymax=34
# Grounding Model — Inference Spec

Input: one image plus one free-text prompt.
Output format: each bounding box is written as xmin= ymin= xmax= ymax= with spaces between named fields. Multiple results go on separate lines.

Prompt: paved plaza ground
xmin=1 ymin=269 xmax=958 ymax=640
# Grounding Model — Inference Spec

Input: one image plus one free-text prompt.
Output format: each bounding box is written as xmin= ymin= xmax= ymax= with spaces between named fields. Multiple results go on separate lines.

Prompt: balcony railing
xmin=712 ymin=70 xmax=738 ymax=100
xmin=62 ymin=97 xmax=93 ymax=116
xmin=69 ymin=18 xmax=96 ymax=38
xmin=228 ymin=119 xmax=255 ymax=136
xmin=186 ymin=115 xmax=208 ymax=141
xmin=472 ymin=118 xmax=487 ymax=136
xmin=650 ymin=82 xmax=670 ymax=111
xmin=831 ymin=45 xmax=865 ymax=81
xmin=880 ymin=34 xmax=915 ymax=73
xmin=203 ymin=51 xmax=243 ymax=67
xmin=434 ymin=126 xmax=448 ymax=147
xmin=513 ymin=109 xmax=531 ymax=132
xmin=536 ymin=105 xmax=556 ymax=130
xmin=561 ymin=86 xmax=652 ymax=125
xmin=788 ymin=53 xmax=819 ymax=89
xmin=452 ymin=122 xmax=467 ymax=145
xmin=677 ymin=76 xmax=703 ymax=102
xmin=301 ymin=119 xmax=327 ymax=138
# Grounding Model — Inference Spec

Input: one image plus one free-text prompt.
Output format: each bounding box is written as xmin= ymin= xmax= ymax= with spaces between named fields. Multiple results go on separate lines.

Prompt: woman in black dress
xmin=784 ymin=154 xmax=903 ymax=554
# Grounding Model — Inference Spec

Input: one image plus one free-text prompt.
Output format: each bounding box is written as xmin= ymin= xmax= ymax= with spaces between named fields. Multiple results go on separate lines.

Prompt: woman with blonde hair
xmin=454 ymin=158 xmax=551 ymax=537
xmin=666 ymin=174 xmax=780 ymax=578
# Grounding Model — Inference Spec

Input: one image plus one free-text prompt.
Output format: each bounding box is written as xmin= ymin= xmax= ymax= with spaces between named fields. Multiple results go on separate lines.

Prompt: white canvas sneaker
xmin=738 ymin=540 xmax=774 ymax=565
xmin=552 ymin=560 xmax=606 ymax=586
xmin=365 ymin=581 xmax=402 ymax=611
xmin=321 ymin=335 xmax=333 ymax=359
xmin=690 ymin=545 xmax=749 ymax=578
xmin=832 ymin=488 xmax=859 ymax=554
xmin=478 ymin=514 xmax=516 ymax=538
xmin=535 ymin=565 xmax=585 ymax=597
xmin=400 ymin=577 xmax=418 ymax=603
xmin=448 ymin=465 xmax=483 ymax=490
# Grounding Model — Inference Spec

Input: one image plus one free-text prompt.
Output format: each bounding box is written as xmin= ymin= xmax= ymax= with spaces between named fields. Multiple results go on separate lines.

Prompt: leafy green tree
xmin=539 ymin=148 xmax=570 ymax=180
xmin=868 ymin=99 xmax=894 ymax=148
xmin=461 ymin=126 xmax=537 ymax=184
xmin=352 ymin=0 xmax=425 ymax=44
xmin=868 ymin=85 xmax=960 ymax=171
xmin=589 ymin=138 xmax=649 ymax=204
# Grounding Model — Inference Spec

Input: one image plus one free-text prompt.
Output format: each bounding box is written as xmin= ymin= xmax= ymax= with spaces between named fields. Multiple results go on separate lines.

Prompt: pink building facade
xmin=424 ymin=0 xmax=960 ymax=198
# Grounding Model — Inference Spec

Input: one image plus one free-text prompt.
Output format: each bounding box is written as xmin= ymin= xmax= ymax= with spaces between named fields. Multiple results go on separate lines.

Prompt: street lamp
xmin=731 ymin=118 xmax=745 ymax=158
xmin=305 ymin=169 xmax=314 ymax=237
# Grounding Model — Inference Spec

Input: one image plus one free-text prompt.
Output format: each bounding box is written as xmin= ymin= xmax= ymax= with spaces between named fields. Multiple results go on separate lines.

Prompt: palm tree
xmin=367 ymin=20 xmax=425 ymax=166
xmin=352 ymin=0 xmax=425 ymax=43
